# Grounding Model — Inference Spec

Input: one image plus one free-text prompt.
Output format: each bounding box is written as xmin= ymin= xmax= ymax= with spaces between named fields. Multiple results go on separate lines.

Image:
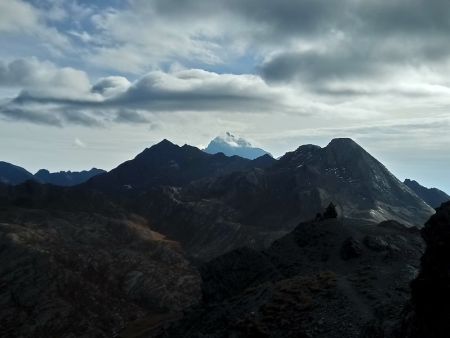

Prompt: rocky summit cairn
xmin=324 ymin=202 xmax=338 ymax=219
xmin=316 ymin=202 xmax=338 ymax=221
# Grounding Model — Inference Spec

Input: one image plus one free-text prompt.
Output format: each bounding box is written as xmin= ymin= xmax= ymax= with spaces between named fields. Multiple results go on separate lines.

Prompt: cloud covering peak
xmin=204 ymin=132 xmax=272 ymax=159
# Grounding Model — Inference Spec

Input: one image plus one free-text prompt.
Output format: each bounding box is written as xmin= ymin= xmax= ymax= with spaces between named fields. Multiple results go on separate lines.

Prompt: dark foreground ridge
xmin=137 ymin=212 xmax=425 ymax=337
xmin=398 ymin=201 xmax=450 ymax=338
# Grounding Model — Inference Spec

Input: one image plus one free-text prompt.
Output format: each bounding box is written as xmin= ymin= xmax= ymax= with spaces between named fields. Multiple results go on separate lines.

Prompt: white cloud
xmin=0 ymin=58 xmax=94 ymax=100
xmin=0 ymin=0 xmax=40 ymax=33
xmin=74 ymin=138 xmax=87 ymax=148
xmin=0 ymin=0 xmax=70 ymax=51
xmin=0 ymin=63 xmax=298 ymax=126
xmin=68 ymin=30 xmax=93 ymax=43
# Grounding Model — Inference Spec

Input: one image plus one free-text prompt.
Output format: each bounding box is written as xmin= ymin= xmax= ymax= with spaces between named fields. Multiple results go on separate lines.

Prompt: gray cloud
xmin=0 ymin=63 xmax=296 ymax=126
xmin=112 ymin=69 xmax=281 ymax=112
xmin=255 ymin=0 xmax=450 ymax=93
xmin=260 ymin=47 xmax=380 ymax=84
xmin=0 ymin=58 xmax=92 ymax=99
xmin=114 ymin=110 xmax=149 ymax=124
xmin=2 ymin=1 xmax=450 ymax=125
xmin=76 ymin=0 xmax=450 ymax=100
xmin=62 ymin=110 xmax=103 ymax=127
xmin=0 ymin=106 xmax=62 ymax=126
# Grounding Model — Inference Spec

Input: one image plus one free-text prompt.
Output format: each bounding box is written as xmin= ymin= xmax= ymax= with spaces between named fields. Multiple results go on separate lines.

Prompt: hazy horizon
xmin=2 ymin=134 xmax=449 ymax=194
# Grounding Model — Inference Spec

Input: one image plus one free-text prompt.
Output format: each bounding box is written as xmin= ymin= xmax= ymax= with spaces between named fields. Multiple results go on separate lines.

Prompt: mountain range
xmin=0 ymin=137 xmax=447 ymax=337
xmin=79 ymin=138 xmax=432 ymax=260
xmin=0 ymin=161 xmax=105 ymax=186
xmin=404 ymin=178 xmax=450 ymax=208
xmin=86 ymin=139 xmax=274 ymax=193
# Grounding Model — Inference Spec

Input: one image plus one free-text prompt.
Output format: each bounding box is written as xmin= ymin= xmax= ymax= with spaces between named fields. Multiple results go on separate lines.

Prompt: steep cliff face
xmin=401 ymin=201 xmax=450 ymax=338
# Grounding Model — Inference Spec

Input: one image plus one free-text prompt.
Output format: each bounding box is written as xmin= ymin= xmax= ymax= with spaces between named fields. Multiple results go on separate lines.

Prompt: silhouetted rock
xmin=400 ymin=202 xmax=450 ymax=338
xmin=0 ymin=162 xmax=105 ymax=187
xmin=250 ymin=153 xmax=277 ymax=169
xmin=324 ymin=202 xmax=338 ymax=219
xmin=0 ymin=161 xmax=34 ymax=185
xmin=35 ymin=168 xmax=105 ymax=186
xmin=86 ymin=139 xmax=255 ymax=192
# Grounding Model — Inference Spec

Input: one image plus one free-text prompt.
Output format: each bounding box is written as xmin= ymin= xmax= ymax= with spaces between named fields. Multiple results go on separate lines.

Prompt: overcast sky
xmin=0 ymin=0 xmax=449 ymax=192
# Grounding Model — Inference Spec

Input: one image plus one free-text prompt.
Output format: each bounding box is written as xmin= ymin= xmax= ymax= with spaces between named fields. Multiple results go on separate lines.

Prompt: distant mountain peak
xmin=137 ymin=139 xmax=180 ymax=158
xmin=34 ymin=167 xmax=106 ymax=186
xmin=0 ymin=162 xmax=105 ymax=186
xmin=204 ymin=132 xmax=271 ymax=160
xmin=0 ymin=161 xmax=34 ymax=185
xmin=404 ymin=178 xmax=450 ymax=208
xmin=152 ymin=139 xmax=178 ymax=149
xmin=327 ymin=137 xmax=361 ymax=149
xmin=36 ymin=169 xmax=50 ymax=175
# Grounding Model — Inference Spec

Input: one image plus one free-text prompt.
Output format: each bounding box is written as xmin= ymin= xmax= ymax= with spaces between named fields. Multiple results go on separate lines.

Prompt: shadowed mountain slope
xmin=0 ymin=161 xmax=34 ymax=185
xmin=144 ymin=216 xmax=425 ymax=338
xmin=404 ymin=179 xmax=450 ymax=209
xmin=0 ymin=161 xmax=105 ymax=186
xmin=86 ymin=139 xmax=273 ymax=192
xmin=398 ymin=201 xmax=450 ymax=338
xmin=135 ymin=138 xmax=432 ymax=259
xmin=0 ymin=183 xmax=201 ymax=338
xmin=34 ymin=168 xmax=105 ymax=186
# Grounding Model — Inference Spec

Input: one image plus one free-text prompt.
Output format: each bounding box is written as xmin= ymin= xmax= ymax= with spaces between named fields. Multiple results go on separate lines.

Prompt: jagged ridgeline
xmin=84 ymin=138 xmax=433 ymax=259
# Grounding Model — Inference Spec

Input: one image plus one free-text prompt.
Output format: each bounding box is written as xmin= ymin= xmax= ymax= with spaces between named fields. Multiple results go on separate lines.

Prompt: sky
xmin=0 ymin=0 xmax=449 ymax=193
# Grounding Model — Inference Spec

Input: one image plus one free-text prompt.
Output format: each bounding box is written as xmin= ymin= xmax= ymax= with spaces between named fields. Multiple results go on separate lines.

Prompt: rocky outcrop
xmin=150 ymin=217 xmax=425 ymax=337
xmin=400 ymin=202 xmax=450 ymax=338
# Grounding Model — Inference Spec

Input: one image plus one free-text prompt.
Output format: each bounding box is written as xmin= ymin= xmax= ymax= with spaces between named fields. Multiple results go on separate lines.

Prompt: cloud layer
xmin=0 ymin=58 xmax=296 ymax=126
